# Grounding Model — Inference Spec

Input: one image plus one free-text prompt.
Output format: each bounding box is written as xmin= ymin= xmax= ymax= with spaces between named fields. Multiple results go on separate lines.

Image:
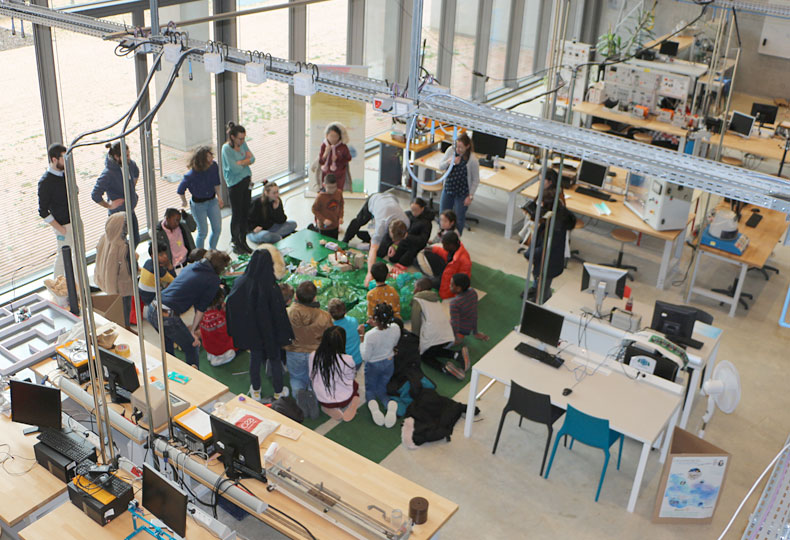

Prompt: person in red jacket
xmin=417 ymin=232 xmax=471 ymax=299
xmin=318 ymin=123 xmax=352 ymax=191
xmin=199 ymin=287 xmax=237 ymax=367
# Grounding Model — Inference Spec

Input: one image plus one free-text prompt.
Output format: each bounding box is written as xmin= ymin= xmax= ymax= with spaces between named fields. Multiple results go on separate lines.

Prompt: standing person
xmin=318 ymin=122 xmax=352 ymax=191
xmin=146 ymin=250 xmax=230 ymax=367
xmin=178 ymin=146 xmax=223 ymax=250
xmin=94 ymin=213 xmax=134 ymax=328
xmin=309 ymin=326 xmax=361 ymax=421
xmin=341 ymin=191 xmax=410 ymax=286
xmin=92 ymin=141 xmax=141 ymax=247
xmin=360 ymin=302 xmax=400 ymax=428
xmin=309 ymin=174 xmax=344 ymax=239
xmin=226 ymin=249 xmax=294 ymax=401
xmin=221 ymin=122 xmax=255 ymax=254
xmin=37 ymin=143 xmax=73 ymax=279
xmin=247 ymin=183 xmax=297 ymax=245
xmin=438 ymin=133 xmax=479 ymax=235
xmin=155 ymin=208 xmax=195 ymax=271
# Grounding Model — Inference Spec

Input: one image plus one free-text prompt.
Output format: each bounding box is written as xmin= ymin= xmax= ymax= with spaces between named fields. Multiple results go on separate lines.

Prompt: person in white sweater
xmin=360 ymin=302 xmax=400 ymax=428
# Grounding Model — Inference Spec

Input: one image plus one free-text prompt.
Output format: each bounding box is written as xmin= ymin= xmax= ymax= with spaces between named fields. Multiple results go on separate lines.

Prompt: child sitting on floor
xmin=138 ymin=240 xmax=176 ymax=306
xmin=199 ymin=286 xmax=237 ymax=366
xmin=309 ymin=326 xmax=361 ymax=421
xmin=328 ymin=298 xmax=362 ymax=371
xmin=366 ymin=261 xmax=401 ymax=320
xmin=361 ymin=302 xmax=400 ymax=428
xmin=449 ymin=274 xmax=488 ymax=364
xmin=309 ymin=174 xmax=344 ymax=239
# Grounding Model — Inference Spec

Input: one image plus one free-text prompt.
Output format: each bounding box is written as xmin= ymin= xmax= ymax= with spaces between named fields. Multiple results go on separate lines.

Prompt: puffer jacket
xmin=94 ymin=212 xmax=134 ymax=296
xmin=91 ymin=154 xmax=139 ymax=214
xmin=283 ymin=301 xmax=333 ymax=353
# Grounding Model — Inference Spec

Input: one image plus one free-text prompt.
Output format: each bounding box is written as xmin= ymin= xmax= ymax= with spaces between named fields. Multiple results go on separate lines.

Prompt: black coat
xmin=531 ymin=205 xmax=574 ymax=280
xmin=390 ymin=210 xmax=433 ymax=266
xmin=248 ymin=197 xmax=287 ymax=231
xmin=226 ymin=250 xmax=294 ymax=357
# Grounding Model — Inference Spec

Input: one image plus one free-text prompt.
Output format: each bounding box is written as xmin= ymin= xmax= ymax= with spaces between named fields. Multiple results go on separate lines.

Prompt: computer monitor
xmin=577 ymin=160 xmax=608 ymax=189
xmin=142 ymin=464 xmax=187 ymax=538
xmin=729 ymin=111 xmax=755 ymax=138
xmin=650 ymin=301 xmax=697 ymax=340
xmin=471 ymin=131 xmax=508 ymax=159
xmin=209 ymin=414 xmax=265 ymax=482
xmin=519 ymin=301 xmax=565 ymax=348
xmin=659 ymin=40 xmax=679 ymax=57
xmin=10 ymin=380 xmax=61 ymax=430
xmin=581 ymin=263 xmax=628 ymax=317
xmin=750 ymin=103 xmax=778 ymax=125
xmin=99 ymin=347 xmax=139 ymax=404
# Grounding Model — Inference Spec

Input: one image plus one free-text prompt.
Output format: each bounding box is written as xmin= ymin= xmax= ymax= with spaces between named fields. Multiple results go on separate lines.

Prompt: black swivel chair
xmin=492 ymin=381 xmax=566 ymax=476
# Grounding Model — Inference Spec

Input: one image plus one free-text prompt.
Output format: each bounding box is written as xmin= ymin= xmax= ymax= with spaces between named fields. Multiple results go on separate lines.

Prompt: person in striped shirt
xmin=449 ymin=273 xmax=488 ymax=363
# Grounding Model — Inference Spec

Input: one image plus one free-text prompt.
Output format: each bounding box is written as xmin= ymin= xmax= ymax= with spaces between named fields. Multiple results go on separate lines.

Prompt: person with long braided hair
xmin=309 ymin=326 xmax=360 ymax=421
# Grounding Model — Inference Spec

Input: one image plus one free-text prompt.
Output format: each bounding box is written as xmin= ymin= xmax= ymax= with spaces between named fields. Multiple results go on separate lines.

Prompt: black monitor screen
xmin=729 ymin=111 xmax=754 ymax=137
xmin=659 ymin=40 xmax=679 ymax=57
xmin=577 ymin=160 xmax=608 ymax=188
xmin=471 ymin=131 xmax=508 ymax=158
xmin=519 ymin=301 xmax=565 ymax=347
xmin=142 ymin=464 xmax=187 ymax=538
xmin=209 ymin=414 xmax=262 ymax=476
xmin=650 ymin=301 xmax=697 ymax=339
xmin=99 ymin=347 xmax=140 ymax=393
xmin=10 ymin=380 xmax=61 ymax=429
xmin=750 ymin=103 xmax=778 ymax=125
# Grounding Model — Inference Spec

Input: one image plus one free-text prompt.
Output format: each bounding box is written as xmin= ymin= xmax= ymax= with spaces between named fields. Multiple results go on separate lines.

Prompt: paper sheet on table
xmin=132 ymin=354 xmax=162 ymax=374
xmin=478 ymin=168 xmax=497 ymax=180
xmin=421 ymin=152 xmax=445 ymax=170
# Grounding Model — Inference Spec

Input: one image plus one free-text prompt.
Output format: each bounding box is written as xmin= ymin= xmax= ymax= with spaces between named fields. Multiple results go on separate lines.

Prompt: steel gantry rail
xmin=3 ymin=0 xmax=790 ymax=212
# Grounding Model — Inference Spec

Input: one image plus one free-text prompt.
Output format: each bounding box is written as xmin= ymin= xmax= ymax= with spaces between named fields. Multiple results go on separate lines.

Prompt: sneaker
xmin=368 ymin=400 xmax=385 ymax=426
xmin=384 ymin=400 xmax=398 ymax=428
xmin=444 ymin=362 xmax=465 ymax=380
xmin=248 ymin=385 xmax=262 ymax=402
xmin=273 ymin=387 xmax=290 ymax=400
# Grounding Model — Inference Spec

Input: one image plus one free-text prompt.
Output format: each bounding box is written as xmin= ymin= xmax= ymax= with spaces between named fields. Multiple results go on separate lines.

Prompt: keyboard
xmin=515 ymin=342 xmax=565 ymax=369
xmin=39 ymin=428 xmax=97 ymax=464
xmin=745 ymin=213 xmax=763 ymax=228
xmin=666 ymin=334 xmax=704 ymax=350
xmin=574 ymin=186 xmax=612 ymax=201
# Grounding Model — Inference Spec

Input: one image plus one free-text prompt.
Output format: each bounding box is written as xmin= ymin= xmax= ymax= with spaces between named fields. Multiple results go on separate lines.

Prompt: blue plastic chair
xmin=543 ymin=405 xmax=625 ymax=502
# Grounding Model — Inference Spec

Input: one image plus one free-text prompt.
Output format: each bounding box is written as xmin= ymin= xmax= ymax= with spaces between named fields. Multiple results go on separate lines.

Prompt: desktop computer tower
xmin=625 ymin=175 xmax=693 ymax=231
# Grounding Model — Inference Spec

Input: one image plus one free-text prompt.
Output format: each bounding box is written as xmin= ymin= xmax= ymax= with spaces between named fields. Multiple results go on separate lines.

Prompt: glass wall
xmin=450 ymin=0 xmax=479 ymax=100
xmin=519 ymin=0 xmax=541 ymax=79
xmin=486 ymin=0 xmax=512 ymax=95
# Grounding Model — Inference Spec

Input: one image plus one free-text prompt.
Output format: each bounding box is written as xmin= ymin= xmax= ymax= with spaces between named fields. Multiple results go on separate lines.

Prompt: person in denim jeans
xmin=360 ymin=303 xmax=401 ymax=428
xmin=283 ymin=282 xmax=333 ymax=395
xmin=147 ymin=306 xmax=201 ymax=366
xmin=247 ymin=183 xmax=297 ymax=245
xmin=178 ymin=146 xmax=223 ymax=250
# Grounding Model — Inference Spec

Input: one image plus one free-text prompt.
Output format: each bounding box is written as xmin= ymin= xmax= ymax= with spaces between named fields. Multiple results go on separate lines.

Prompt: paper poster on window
xmin=659 ymin=456 xmax=728 ymax=519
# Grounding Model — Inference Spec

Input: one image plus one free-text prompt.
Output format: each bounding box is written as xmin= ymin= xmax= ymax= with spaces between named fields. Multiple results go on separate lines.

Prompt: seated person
xmin=328 ymin=298 xmax=362 ymax=370
xmin=187 ymin=247 xmax=207 ymax=264
xmin=341 ymin=191 xmax=410 ymax=285
xmin=138 ymin=240 xmax=176 ymax=306
xmin=428 ymin=209 xmax=458 ymax=245
xmin=389 ymin=197 xmax=433 ymax=267
xmin=155 ymin=208 xmax=195 ymax=270
xmin=199 ymin=286 xmax=237 ymax=367
xmin=309 ymin=174 xmax=344 ymax=239
xmin=247 ymin=182 xmax=297 ymax=244
xmin=360 ymin=302 xmax=400 ymax=428
xmin=309 ymin=326 xmax=361 ymax=422
xmin=411 ymin=278 xmax=468 ymax=379
xmin=449 ymin=273 xmax=488 ymax=352
xmin=367 ymin=261 xmax=401 ymax=320
xmin=417 ymin=231 xmax=471 ymax=299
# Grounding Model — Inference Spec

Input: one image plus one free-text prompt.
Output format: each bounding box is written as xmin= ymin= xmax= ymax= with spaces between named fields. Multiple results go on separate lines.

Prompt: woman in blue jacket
xmin=91 ymin=142 xmax=141 ymax=247
xmin=221 ymin=122 xmax=255 ymax=255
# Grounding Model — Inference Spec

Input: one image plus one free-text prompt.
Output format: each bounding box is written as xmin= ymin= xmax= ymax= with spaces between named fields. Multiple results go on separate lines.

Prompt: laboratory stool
xmin=721 ymin=156 xmax=743 ymax=167
xmin=591 ymin=123 xmax=612 ymax=133
xmin=633 ymin=132 xmax=653 ymax=144
xmin=609 ymin=228 xmax=638 ymax=280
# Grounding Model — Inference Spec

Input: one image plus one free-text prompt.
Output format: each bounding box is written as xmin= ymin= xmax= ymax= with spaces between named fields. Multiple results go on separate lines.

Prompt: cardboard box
xmin=90 ymin=293 xmax=126 ymax=327
xmin=652 ymin=427 xmax=730 ymax=524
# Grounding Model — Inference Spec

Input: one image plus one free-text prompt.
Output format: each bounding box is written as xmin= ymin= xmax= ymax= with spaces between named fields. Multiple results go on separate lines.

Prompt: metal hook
xmin=180 ymin=32 xmax=188 ymax=49
xmin=311 ymin=63 xmax=319 ymax=82
xmin=10 ymin=17 xmax=15 ymax=36
xmin=221 ymin=42 xmax=228 ymax=60
xmin=265 ymin=52 xmax=273 ymax=69
xmin=248 ymin=50 xmax=254 ymax=63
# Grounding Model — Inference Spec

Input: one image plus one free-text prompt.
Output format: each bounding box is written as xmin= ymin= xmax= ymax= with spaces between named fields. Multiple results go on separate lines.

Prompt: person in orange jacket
xmin=417 ymin=231 xmax=471 ymax=299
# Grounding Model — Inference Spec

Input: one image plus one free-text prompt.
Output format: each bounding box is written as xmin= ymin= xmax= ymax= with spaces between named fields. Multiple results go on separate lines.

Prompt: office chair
xmin=608 ymin=228 xmax=639 ymax=280
xmin=712 ymin=277 xmax=752 ymax=311
xmin=748 ymin=264 xmax=780 ymax=280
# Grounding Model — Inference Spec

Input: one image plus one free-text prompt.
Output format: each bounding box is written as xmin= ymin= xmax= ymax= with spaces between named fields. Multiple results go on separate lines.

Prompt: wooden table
xmin=0 ymin=415 xmax=67 ymax=531
xmin=18 ymin=495 xmax=217 ymax=540
xmin=375 ymin=132 xmax=447 ymax=194
xmin=173 ymin=395 xmax=458 ymax=540
xmin=413 ymin=149 xmax=540 ymax=238
xmin=687 ymin=203 xmax=789 ymax=316
xmin=521 ymin=172 xmax=691 ymax=289
xmin=32 ymin=317 xmax=228 ymax=444
xmin=464 ymin=331 xmax=683 ymax=513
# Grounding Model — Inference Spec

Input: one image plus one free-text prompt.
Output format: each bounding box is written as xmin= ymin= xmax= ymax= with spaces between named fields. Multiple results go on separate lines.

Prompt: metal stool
xmin=722 ymin=156 xmax=743 ymax=167
xmin=591 ymin=123 xmax=612 ymax=133
xmin=609 ymin=228 xmax=638 ymax=280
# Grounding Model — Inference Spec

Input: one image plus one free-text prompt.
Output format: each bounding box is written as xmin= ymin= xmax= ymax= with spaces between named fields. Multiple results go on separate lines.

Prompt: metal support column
xmin=503 ymin=0 xmax=525 ymax=90
xmin=436 ymin=0 xmax=456 ymax=85
xmin=395 ymin=0 xmax=413 ymax=86
xmin=346 ymin=0 xmax=364 ymax=65
xmin=132 ymin=8 xmax=153 ymax=188
xmin=470 ymin=0 xmax=493 ymax=102
xmin=213 ymin=0 xmax=238 ymax=198
xmin=288 ymin=0 xmax=307 ymax=174
xmin=31 ymin=0 xmax=63 ymax=147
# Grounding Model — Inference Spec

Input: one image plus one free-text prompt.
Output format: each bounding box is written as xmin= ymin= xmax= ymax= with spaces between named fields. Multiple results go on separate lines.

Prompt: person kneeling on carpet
xmin=309 ymin=326 xmax=361 ymax=421
xmin=199 ymin=286 xmax=237 ymax=367
xmin=361 ymin=302 xmax=400 ymax=428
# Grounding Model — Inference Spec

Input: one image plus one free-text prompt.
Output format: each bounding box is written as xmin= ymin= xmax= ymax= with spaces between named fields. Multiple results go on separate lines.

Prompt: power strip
xmin=188 ymin=503 xmax=236 ymax=540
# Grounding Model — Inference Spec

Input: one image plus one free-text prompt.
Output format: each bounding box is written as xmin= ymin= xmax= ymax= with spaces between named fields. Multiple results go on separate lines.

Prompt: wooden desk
xmin=574 ymin=101 xmax=687 ymax=138
xmin=174 ymin=396 xmax=458 ymax=540
xmin=687 ymin=203 xmax=789 ymax=316
xmin=374 ymin=131 xmax=446 ymax=153
xmin=0 ymin=415 xmax=67 ymax=529
xmin=521 ymin=176 xmax=691 ymax=289
xmin=374 ymin=132 xmax=446 ymax=195
xmin=18 ymin=496 xmax=217 ymax=540
xmin=464 ymin=331 xmax=683 ymax=513
xmin=32 ymin=318 xmax=228 ymax=443
xmin=414 ymin=150 xmax=540 ymax=238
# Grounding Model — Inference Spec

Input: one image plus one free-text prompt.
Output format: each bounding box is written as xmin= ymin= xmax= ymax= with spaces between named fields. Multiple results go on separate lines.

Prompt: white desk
xmin=464 ymin=331 xmax=683 ymax=513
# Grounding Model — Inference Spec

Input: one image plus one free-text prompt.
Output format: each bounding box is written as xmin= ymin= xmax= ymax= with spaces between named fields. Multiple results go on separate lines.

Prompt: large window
xmin=450 ymin=0 xmax=479 ymax=100
xmin=485 ymin=0 xmax=511 ymax=95
xmin=519 ymin=0 xmax=540 ymax=79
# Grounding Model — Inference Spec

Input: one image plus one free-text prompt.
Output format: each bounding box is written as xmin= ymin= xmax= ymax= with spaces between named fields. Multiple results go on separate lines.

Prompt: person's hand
xmin=323 ymin=219 xmax=333 ymax=227
xmin=191 ymin=330 xmax=201 ymax=347
xmin=109 ymin=198 xmax=124 ymax=210
xmin=474 ymin=332 xmax=490 ymax=341
xmin=339 ymin=218 xmax=344 ymax=225
xmin=453 ymin=155 xmax=461 ymax=165
xmin=364 ymin=272 xmax=373 ymax=287
xmin=357 ymin=324 xmax=365 ymax=334
xmin=54 ymin=223 xmax=67 ymax=236
xmin=245 ymin=151 xmax=252 ymax=159
xmin=254 ymin=226 xmax=263 ymax=233
xmin=464 ymin=195 xmax=472 ymax=207
xmin=217 ymin=197 xmax=224 ymax=209
xmin=387 ymin=246 xmax=396 ymax=259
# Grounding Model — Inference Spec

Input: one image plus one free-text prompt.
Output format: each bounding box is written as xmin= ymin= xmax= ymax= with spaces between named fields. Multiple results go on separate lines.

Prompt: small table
xmin=464 ymin=331 xmax=683 ymax=513
xmin=413 ymin=150 xmax=540 ymax=238
xmin=375 ymin=132 xmax=446 ymax=194
xmin=687 ymin=203 xmax=789 ymax=317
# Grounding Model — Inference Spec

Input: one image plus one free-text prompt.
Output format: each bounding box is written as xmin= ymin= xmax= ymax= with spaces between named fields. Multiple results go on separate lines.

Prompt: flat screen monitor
xmin=650 ymin=301 xmax=697 ymax=340
xmin=471 ymin=131 xmax=508 ymax=159
xmin=729 ymin=111 xmax=755 ymax=138
xmin=142 ymin=464 xmax=187 ymax=538
xmin=581 ymin=263 xmax=628 ymax=316
xmin=519 ymin=301 xmax=565 ymax=347
xmin=577 ymin=160 xmax=608 ymax=188
xmin=750 ymin=103 xmax=778 ymax=125
xmin=209 ymin=414 xmax=263 ymax=480
xmin=659 ymin=40 xmax=679 ymax=57
xmin=99 ymin=347 xmax=140 ymax=403
xmin=10 ymin=380 xmax=61 ymax=429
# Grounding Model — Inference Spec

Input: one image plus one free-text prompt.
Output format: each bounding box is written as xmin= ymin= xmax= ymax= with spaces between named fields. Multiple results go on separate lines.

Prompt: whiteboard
xmin=758 ymin=1 xmax=790 ymax=59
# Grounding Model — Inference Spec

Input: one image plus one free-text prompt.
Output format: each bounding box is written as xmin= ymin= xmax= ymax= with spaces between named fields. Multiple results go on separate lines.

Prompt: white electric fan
xmin=698 ymin=360 xmax=741 ymax=439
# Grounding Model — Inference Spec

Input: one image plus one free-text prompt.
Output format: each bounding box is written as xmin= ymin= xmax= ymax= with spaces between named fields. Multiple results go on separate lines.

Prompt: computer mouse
xmin=562 ymin=388 xmax=573 ymax=396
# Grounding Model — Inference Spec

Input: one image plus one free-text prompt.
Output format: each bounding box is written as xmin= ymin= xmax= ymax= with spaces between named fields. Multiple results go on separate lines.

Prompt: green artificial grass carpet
xmin=323 ymin=262 xmax=526 ymax=462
